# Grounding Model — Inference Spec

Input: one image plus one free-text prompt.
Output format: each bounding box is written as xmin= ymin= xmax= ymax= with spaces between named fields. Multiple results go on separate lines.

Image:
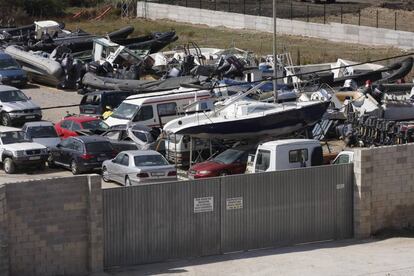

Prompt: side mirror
xmin=111 ymin=159 xmax=116 ymax=163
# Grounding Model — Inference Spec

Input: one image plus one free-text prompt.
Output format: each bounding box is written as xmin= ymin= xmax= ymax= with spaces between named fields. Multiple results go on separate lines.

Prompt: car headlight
xmin=198 ymin=170 xmax=211 ymax=175
xmin=13 ymin=150 xmax=25 ymax=157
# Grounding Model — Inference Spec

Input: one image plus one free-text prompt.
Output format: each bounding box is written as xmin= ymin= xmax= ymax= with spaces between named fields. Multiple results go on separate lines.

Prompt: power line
xmin=37 ymin=52 xmax=414 ymax=111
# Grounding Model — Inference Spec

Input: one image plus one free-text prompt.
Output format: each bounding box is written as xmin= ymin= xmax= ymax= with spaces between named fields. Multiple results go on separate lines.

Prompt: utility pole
xmin=273 ymin=0 xmax=278 ymax=103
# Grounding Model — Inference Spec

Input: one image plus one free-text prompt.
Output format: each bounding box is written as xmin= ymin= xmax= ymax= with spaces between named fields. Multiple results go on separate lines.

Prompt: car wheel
xmin=3 ymin=157 xmax=16 ymax=174
xmin=219 ymin=171 xmax=229 ymax=176
xmin=37 ymin=162 xmax=46 ymax=171
xmin=102 ymin=166 xmax=110 ymax=182
xmin=125 ymin=176 xmax=131 ymax=186
xmin=1 ymin=112 xmax=11 ymax=126
xmin=71 ymin=159 xmax=81 ymax=175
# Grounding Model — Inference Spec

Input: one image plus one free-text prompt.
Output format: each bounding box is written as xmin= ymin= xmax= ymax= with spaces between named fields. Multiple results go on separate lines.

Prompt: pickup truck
xmin=247 ymin=139 xmax=354 ymax=174
xmin=0 ymin=126 xmax=48 ymax=173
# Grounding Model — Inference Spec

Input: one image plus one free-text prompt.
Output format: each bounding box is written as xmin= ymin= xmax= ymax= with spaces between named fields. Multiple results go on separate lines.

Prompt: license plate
xmin=29 ymin=156 xmax=41 ymax=160
xmin=26 ymin=115 xmax=35 ymax=119
xmin=151 ymin=172 xmax=165 ymax=177
xmin=84 ymin=110 xmax=94 ymax=114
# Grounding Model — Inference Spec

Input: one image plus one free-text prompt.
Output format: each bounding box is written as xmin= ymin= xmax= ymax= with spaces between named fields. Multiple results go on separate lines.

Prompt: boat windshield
xmin=0 ymin=90 xmax=29 ymax=102
xmin=0 ymin=58 xmax=20 ymax=70
xmin=213 ymin=149 xmax=246 ymax=165
xmin=111 ymin=102 xmax=139 ymax=120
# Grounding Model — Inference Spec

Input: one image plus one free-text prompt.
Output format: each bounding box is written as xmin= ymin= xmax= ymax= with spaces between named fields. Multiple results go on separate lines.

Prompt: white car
xmin=0 ymin=126 xmax=48 ymax=173
xmin=102 ymin=150 xmax=177 ymax=186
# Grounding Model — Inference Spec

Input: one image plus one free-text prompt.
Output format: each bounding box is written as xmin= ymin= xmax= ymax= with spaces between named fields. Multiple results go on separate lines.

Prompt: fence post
xmin=358 ymin=9 xmax=361 ymax=26
xmin=307 ymin=5 xmax=309 ymax=22
xmin=376 ymin=9 xmax=378 ymax=28
xmin=340 ymin=6 xmax=343 ymax=24
xmin=323 ymin=4 xmax=326 ymax=24
xmin=258 ymin=0 xmax=261 ymax=16
xmin=394 ymin=11 xmax=397 ymax=30
xmin=291 ymin=1 xmax=293 ymax=20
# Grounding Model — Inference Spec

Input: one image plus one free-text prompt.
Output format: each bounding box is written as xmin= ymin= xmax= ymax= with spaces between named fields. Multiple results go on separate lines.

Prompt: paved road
xmin=104 ymin=238 xmax=414 ymax=276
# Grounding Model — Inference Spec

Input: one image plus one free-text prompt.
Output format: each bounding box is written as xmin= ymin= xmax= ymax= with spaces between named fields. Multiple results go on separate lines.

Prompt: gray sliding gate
xmin=103 ymin=164 xmax=353 ymax=268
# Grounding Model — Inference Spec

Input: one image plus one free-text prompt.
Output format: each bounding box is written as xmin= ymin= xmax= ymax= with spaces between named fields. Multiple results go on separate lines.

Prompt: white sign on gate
xmin=194 ymin=197 xmax=214 ymax=213
xmin=226 ymin=197 xmax=243 ymax=210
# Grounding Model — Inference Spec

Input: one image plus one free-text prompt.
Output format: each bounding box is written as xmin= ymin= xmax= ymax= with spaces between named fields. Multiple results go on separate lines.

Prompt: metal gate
xmin=103 ymin=164 xmax=353 ymax=268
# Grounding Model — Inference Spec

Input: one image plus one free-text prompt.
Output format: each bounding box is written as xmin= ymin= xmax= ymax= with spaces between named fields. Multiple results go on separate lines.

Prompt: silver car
xmin=102 ymin=150 xmax=177 ymax=186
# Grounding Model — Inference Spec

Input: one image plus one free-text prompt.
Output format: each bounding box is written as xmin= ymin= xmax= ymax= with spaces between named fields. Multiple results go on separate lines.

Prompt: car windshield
xmin=81 ymin=120 xmax=109 ymax=130
xmin=134 ymin=155 xmax=169 ymax=167
xmin=213 ymin=149 xmax=245 ymax=164
xmin=111 ymin=102 xmax=139 ymax=120
xmin=27 ymin=126 xmax=58 ymax=138
xmin=0 ymin=58 xmax=20 ymax=70
xmin=85 ymin=142 xmax=113 ymax=152
xmin=0 ymin=90 xmax=28 ymax=102
xmin=0 ymin=131 xmax=28 ymax=144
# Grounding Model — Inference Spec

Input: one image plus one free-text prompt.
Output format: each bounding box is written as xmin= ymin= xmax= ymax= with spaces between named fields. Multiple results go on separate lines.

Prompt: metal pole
xmin=376 ymin=9 xmax=378 ymax=28
xmin=273 ymin=0 xmax=278 ymax=103
xmin=307 ymin=5 xmax=309 ymax=22
xmin=358 ymin=10 xmax=361 ymax=26
xmin=323 ymin=4 xmax=326 ymax=24
xmin=243 ymin=0 xmax=246 ymax=14
xmin=340 ymin=6 xmax=343 ymax=24
xmin=228 ymin=0 xmax=230 ymax=12
xmin=290 ymin=1 xmax=293 ymax=20
xmin=200 ymin=0 xmax=201 ymax=9
xmin=394 ymin=11 xmax=397 ymax=30
xmin=258 ymin=0 xmax=261 ymax=16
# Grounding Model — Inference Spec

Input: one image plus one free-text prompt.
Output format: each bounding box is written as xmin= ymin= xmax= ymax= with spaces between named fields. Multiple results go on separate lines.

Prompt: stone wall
xmin=354 ymin=144 xmax=414 ymax=238
xmin=137 ymin=2 xmax=414 ymax=50
xmin=1 ymin=175 xmax=103 ymax=276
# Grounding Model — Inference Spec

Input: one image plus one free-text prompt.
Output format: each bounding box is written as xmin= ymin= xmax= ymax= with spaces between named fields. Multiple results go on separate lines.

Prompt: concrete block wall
xmin=354 ymin=144 xmax=414 ymax=238
xmin=138 ymin=2 xmax=414 ymax=50
xmin=3 ymin=175 xmax=103 ymax=276
xmin=0 ymin=185 xmax=8 ymax=276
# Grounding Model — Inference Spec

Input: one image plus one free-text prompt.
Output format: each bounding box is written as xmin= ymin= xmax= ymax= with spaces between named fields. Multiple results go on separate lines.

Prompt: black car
xmin=79 ymin=90 xmax=134 ymax=117
xmin=49 ymin=135 xmax=116 ymax=175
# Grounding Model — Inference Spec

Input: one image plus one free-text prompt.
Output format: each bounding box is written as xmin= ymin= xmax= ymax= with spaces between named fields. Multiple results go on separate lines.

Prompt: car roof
xmin=261 ymin=139 xmax=320 ymax=147
xmin=64 ymin=116 xmax=100 ymax=123
xmin=122 ymin=150 xmax=162 ymax=156
xmin=0 ymin=85 xmax=19 ymax=92
xmin=0 ymin=52 xmax=13 ymax=60
xmin=0 ymin=126 xmax=21 ymax=132
xmin=23 ymin=121 xmax=54 ymax=127
xmin=73 ymin=135 xmax=109 ymax=143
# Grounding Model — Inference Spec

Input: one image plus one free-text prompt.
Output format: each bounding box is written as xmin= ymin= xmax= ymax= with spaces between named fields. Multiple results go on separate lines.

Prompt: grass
xmin=65 ymin=16 xmax=407 ymax=67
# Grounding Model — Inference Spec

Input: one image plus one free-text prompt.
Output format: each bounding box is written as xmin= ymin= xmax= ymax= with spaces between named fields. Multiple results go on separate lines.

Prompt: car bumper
xmin=9 ymin=114 xmax=42 ymax=124
xmin=78 ymin=161 xmax=105 ymax=172
xmin=131 ymin=176 xmax=178 ymax=185
xmin=13 ymin=154 xmax=48 ymax=166
xmin=1 ymin=78 xmax=27 ymax=88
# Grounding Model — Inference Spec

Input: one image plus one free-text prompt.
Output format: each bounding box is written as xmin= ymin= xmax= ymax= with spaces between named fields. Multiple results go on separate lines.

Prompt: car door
xmin=119 ymin=154 xmax=131 ymax=182
xmin=53 ymin=138 xmax=72 ymax=166
xmin=109 ymin=153 xmax=126 ymax=183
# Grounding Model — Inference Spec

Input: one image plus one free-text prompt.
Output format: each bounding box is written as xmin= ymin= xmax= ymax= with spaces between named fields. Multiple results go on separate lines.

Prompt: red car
xmin=188 ymin=147 xmax=254 ymax=179
xmin=55 ymin=116 xmax=109 ymax=139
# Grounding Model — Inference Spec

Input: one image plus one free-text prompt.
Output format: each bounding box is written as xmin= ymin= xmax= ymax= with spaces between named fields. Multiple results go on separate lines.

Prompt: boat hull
xmin=174 ymin=101 xmax=330 ymax=139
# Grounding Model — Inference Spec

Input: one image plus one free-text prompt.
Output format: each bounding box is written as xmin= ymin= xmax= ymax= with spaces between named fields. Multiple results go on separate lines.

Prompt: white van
xmin=105 ymin=87 xmax=213 ymax=128
xmin=252 ymin=139 xmax=323 ymax=173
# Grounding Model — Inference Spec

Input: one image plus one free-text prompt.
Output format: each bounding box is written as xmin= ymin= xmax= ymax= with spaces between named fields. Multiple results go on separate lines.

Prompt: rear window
xmin=289 ymin=149 xmax=308 ymax=163
xmin=134 ymin=155 xmax=169 ymax=167
xmin=27 ymin=126 xmax=58 ymax=138
xmin=81 ymin=95 xmax=101 ymax=105
xmin=86 ymin=142 xmax=113 ymax=152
